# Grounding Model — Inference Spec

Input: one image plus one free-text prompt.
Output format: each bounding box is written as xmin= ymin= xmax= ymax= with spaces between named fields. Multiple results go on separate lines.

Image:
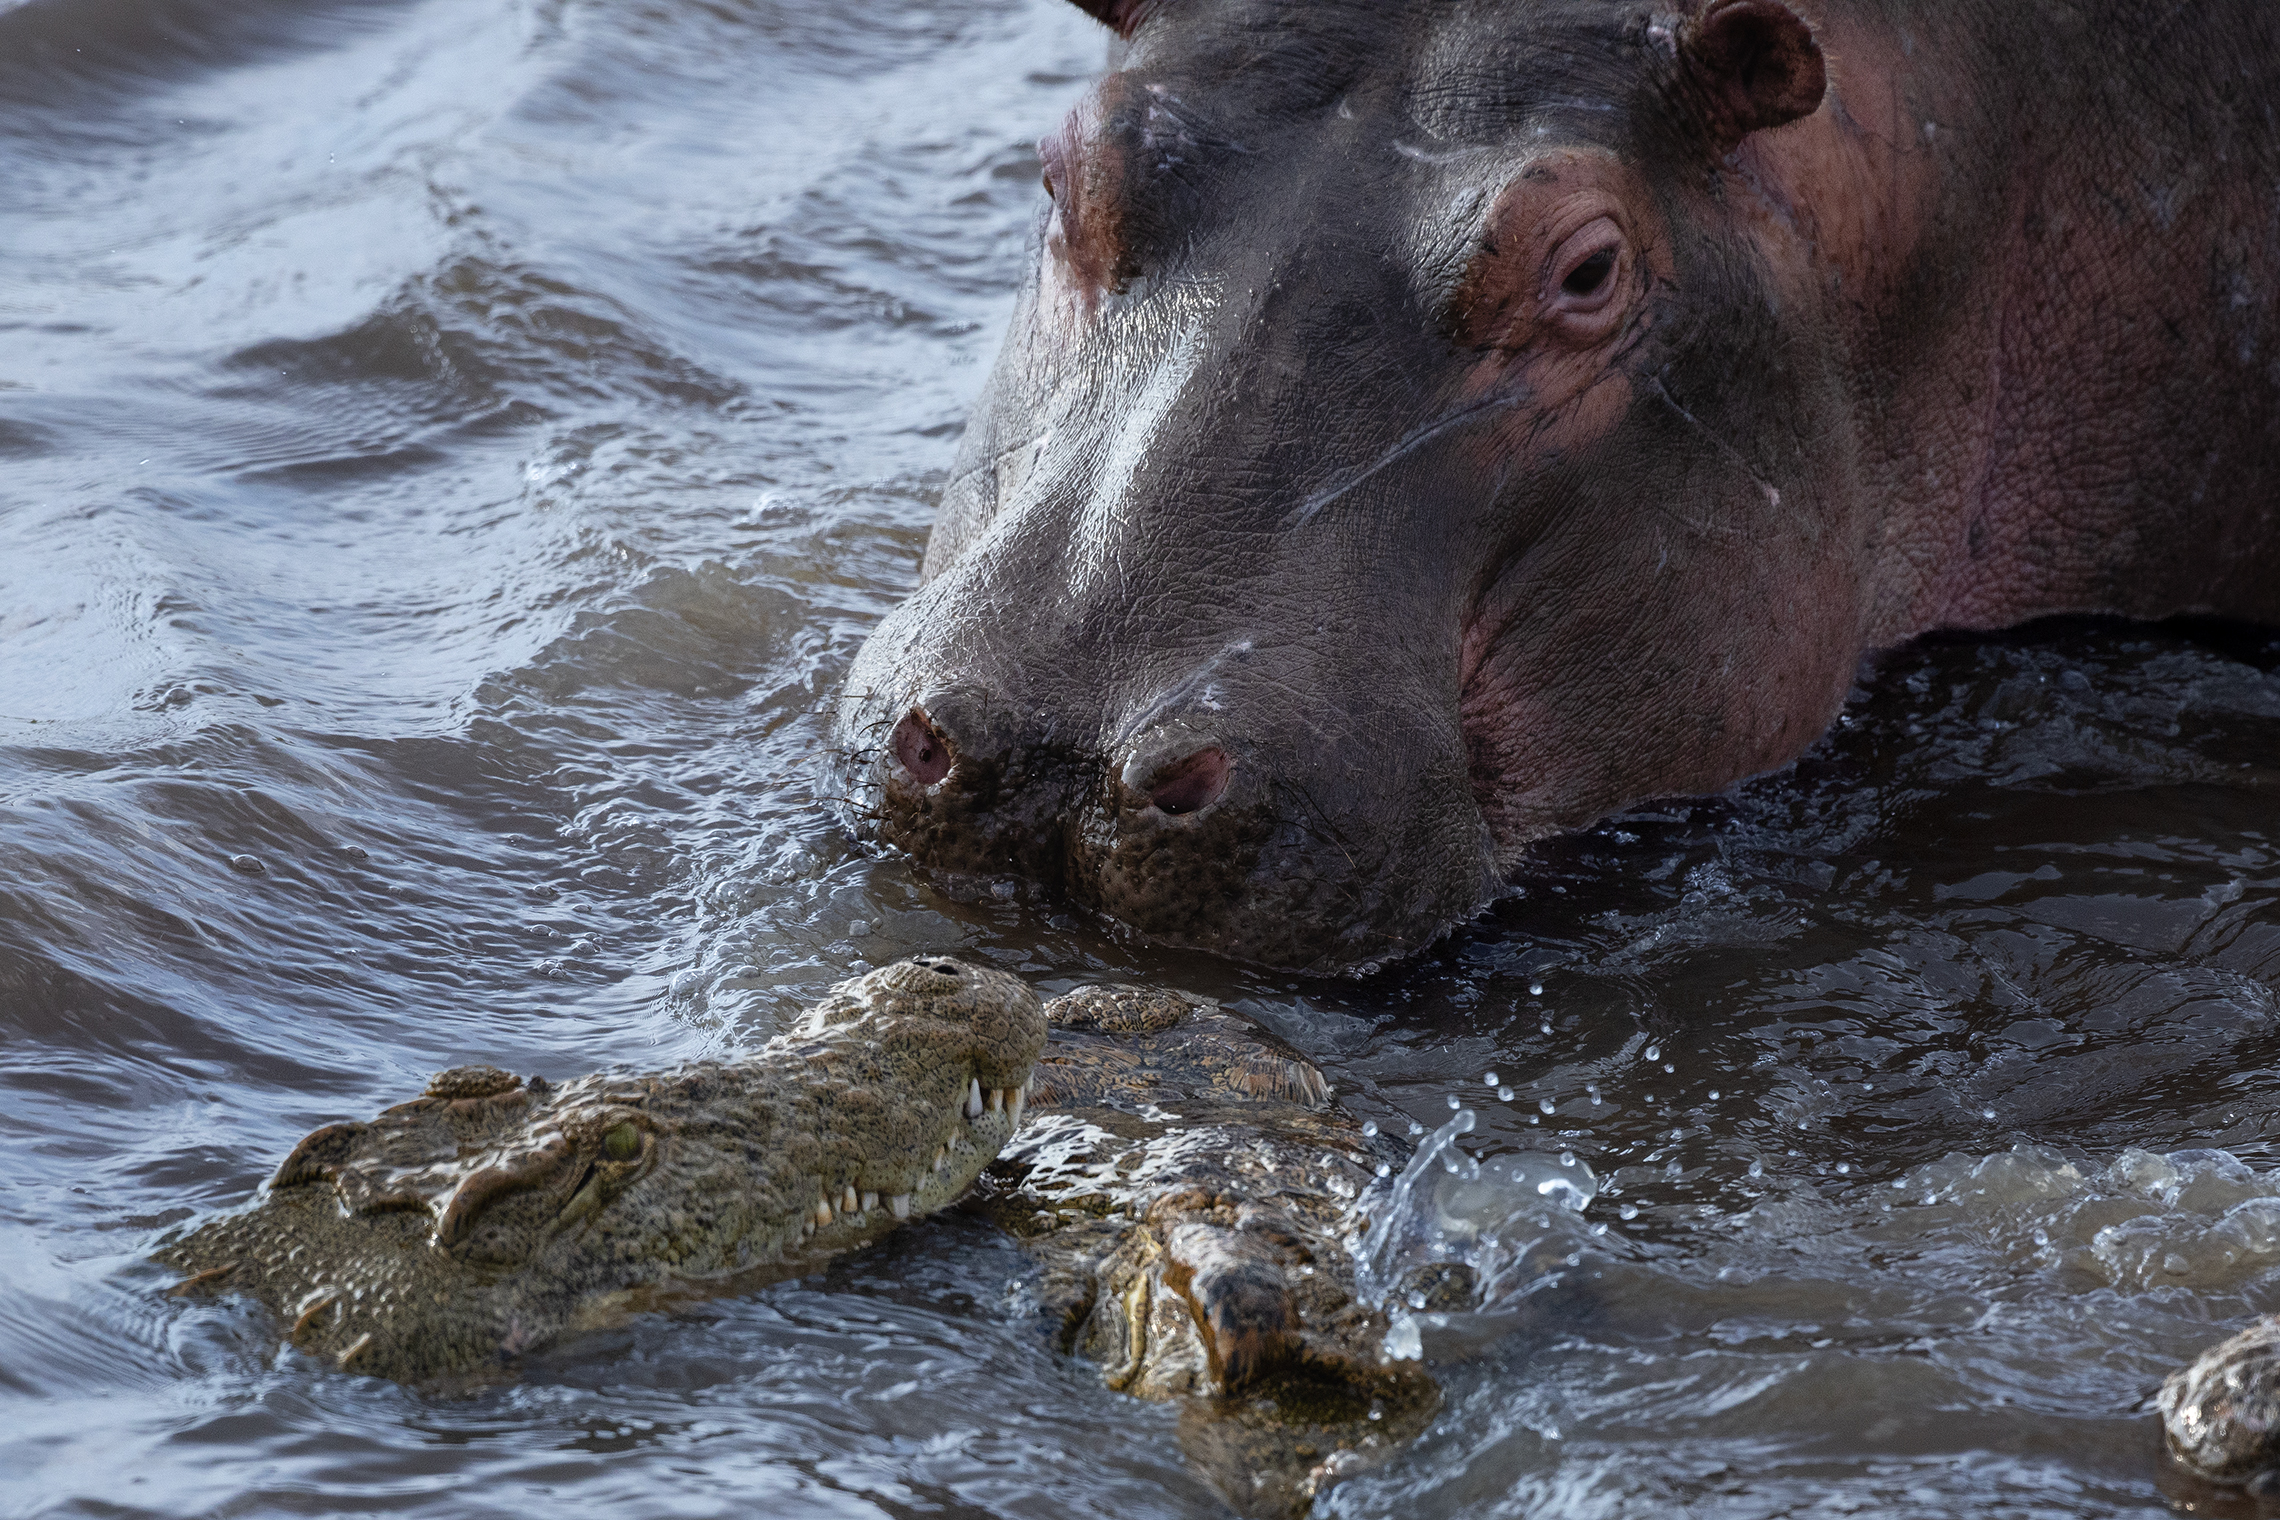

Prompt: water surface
xmin=5 ymin=2 xmax=2280 ymax=1515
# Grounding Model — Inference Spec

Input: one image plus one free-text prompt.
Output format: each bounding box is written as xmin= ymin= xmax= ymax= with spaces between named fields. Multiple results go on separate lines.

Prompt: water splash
xmin=1354 ymin=1109 xmax=1600 ymax=1361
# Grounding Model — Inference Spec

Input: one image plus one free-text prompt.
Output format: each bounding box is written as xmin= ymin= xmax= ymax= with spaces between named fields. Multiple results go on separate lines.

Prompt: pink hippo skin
xmin=836 ymin=0 xmax=2280 ymax=974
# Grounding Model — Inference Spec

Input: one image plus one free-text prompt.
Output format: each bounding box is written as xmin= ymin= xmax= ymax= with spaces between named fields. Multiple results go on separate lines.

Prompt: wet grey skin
xmin=158 ymin=958 xmax=1045 ymax=1382
xmin=977 ymin=983 xmax=1444 ymax=1519
xmin=835 ymin=0 xmax=2280 ymax=975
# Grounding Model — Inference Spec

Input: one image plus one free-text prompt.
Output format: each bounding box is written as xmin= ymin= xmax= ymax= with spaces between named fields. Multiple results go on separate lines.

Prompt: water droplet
xmin=1539 ymin=1021 xmax=1553 ymax=1035
xmin=1408 ymin=1121 xmax=1424 ymax=1137
xmin=1484 ymin=1071 xmax=1500 ymax=1087
xmin=1560 ymin=1152 xmax=1576 ymax=1167
xmin=1981 ymin=1108 xmax=1996 ymax=1120
xmin=1644 ymin=1045 xmax=1661 ymax=1061
xmin=1591 ymin=1221 xmax=1608 ymax=1235
xmin=1538 ymin=1098 xmax=1554 ymax=1114
xmin=1446 ymin=1094 xmax=1461 ymax=1110
xmin=1361 ymin=1121 xmax=1379 ymax=1138
xmin=1497 ymin=1085 xmax=1514 ymax=1102
xmin=847 ymin=919 xmax=870 ymax=938
xmin=1376 ymin=1162 xmax=1392 ymax=1177
xmin=1707 ymin=1089 xmax=1721 ymax=1100
xmin=1662 ymin=1063 xmax=1675 ymax=1074
xmin=1618 ymin=1204 xmax=1639 ymax=1221
xmin=228 ymin=854 xmax=265 ymax=875
xmin=1529 ymin=981 xmax=1544 ymax=996
xmin=1835 ymin=1162 xmax=1850 ymax=1175
xmin=1747 ymin=1159 xmax=1764 ymax=1178
xmin=1528 ymin=1113 xmax=1540 ymax=1125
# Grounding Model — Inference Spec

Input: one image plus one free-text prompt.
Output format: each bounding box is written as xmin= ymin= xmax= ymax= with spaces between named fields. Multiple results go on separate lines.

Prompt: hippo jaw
xmin=160 ymin=959 xmax=1045 ymax=1381
xmin=835 ymin=0 xmax=1859 ymax=973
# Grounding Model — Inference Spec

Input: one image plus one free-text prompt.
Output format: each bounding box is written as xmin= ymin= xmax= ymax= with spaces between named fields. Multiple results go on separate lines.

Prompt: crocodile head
xmin=988 ymin=985 xmax=1441 ymax=1517
xmin=159 ymin=957 xmax=1045 ymax=1381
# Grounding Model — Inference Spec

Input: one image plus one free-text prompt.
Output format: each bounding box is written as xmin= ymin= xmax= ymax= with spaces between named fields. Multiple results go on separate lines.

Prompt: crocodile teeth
xmin=1009 ymin=1080 xmax=1027 ymax=1128
xmin=965 ymin=1078 xmax=982 ymax=1119
xmin=890 ymin=1193 xmax=911 ymax=1220
xmin=814 ymin=1196 xmax=833 ymax=1226
xmin=290 ymin=1292 xmax=340 ymax=1342
xmin=986 ymin=1086 xmax=1004 ymax=1113
xmin=841 ymin=1184 xmax=859 ymax=1215
xmin=860 ymin=1191 xmax=879 ymax=1213
xmin=168 ymin=1261 xmax=237 ymax=1297
xmin=933 ymin=1145 xmax=947 ymax=1171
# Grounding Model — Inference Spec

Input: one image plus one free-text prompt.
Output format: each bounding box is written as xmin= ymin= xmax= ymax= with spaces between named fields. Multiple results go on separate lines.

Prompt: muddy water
xmin=5 ymin=2 xmax=2279 ymax=1515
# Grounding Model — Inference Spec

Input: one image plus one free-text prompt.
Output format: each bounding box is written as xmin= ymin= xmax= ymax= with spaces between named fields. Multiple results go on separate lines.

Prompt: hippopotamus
xmin=835 ymin=0 xmax=2280 ymax=974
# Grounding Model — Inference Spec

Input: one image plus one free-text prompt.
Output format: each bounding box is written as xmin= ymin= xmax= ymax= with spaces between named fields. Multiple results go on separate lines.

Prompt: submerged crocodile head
xmin=983 ymin=985 xmax=1444 ymax=1518
xmin=159 ymin=957 xmax=1044 ymax=1381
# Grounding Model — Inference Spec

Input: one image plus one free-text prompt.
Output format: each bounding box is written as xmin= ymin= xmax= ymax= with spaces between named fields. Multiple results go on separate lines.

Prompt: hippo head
xmin=840 ymin=0 xmax=1862 ymax=973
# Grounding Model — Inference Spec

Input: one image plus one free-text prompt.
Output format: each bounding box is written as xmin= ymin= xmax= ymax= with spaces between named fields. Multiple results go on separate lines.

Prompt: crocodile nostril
xmin=891 ymin=708 xmax=953 ymax=786
xmin=1147 ymin=747 xmax=1230 ymax=817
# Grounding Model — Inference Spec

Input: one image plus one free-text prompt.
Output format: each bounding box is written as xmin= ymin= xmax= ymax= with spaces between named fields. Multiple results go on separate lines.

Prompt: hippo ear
xmin=1064 ymin=0 xmax=1161 ymax=38
xmin=1677 ymin=0 xmax=1826 ymax=152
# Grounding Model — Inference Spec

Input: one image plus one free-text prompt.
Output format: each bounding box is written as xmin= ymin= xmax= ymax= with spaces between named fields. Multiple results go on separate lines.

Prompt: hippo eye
xmin=1539 ymin=212 xmax=1630 ymax=340
xmin=604 ymin=1123 xmax=641 ymax=1162
xmin=1562 ymin=247 xmax=1616 ymax=297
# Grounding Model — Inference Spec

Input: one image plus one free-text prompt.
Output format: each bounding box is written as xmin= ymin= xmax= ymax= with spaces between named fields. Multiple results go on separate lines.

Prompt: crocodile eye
xmin=604 ymin=1122 xmax=641 ymax=1162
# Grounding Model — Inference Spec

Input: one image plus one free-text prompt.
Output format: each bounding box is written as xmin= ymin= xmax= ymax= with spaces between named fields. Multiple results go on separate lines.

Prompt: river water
xmin=6 ymin=2 xmax=2280 ymax=1516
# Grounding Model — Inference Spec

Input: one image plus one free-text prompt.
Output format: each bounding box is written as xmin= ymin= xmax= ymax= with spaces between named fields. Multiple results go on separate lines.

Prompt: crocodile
xmin=159 ymin=963 xmax=1448 ymax=1515
xmin=970 ymin=982 xmax=1442 ymax=1518
xmin=158 ymin=956 xmax=1046 ymax=1381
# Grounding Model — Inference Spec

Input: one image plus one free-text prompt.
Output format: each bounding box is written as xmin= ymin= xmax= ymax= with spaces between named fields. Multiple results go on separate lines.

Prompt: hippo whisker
xmin=1288 ymin=393 xmax=1525 ymax=528
xmin=1647 ymin=372 xmax=1778 ymax=523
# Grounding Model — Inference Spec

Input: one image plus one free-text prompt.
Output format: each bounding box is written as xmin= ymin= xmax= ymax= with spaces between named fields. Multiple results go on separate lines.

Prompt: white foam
xmin=1900 ymin=1143 xmax=2280 ymax=1290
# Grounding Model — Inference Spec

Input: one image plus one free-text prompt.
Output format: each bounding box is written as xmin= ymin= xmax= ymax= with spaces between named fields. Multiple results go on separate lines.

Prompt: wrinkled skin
xmin=159 ymin=958 xmax=1044 ymax=1381
xmin=837 ymin=0 xmax=2280 ymax=973
xmin=974 ymin=984 xmax=1442 ymax=1518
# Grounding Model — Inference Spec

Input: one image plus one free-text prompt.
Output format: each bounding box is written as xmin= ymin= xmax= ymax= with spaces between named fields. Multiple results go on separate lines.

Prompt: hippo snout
xmin=838 ymin=660 xmax=1499 ymax=972
xmin=855 ymin=688 xmax=1084 ymax=889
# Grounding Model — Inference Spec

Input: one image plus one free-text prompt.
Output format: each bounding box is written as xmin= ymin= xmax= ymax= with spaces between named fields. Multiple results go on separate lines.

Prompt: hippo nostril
xmin=891 ymin=708 xmax=953 ymax=786
xmin=1147 ymin=747 xmax=1230 ymax=817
